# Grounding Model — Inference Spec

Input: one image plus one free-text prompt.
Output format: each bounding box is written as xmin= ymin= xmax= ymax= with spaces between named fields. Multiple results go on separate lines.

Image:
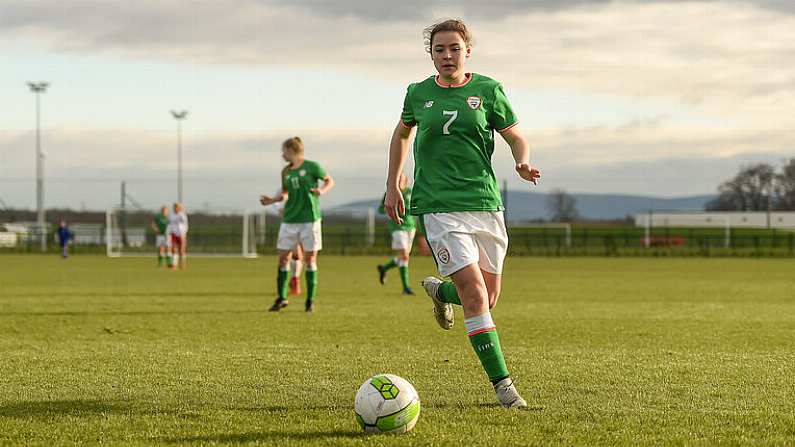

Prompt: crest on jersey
xmin=437 ymin=248 xmax=450 ymax=264
xmin=424 ymin=100 xmax=434 ymax=108
xmin=466 ymin=96 xmax=482 ymax=109
xmin=299 ymin=170 xmax=306 ymax=176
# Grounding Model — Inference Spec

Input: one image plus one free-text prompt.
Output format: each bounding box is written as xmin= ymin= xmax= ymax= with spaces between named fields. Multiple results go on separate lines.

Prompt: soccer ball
xmin=354 ymin=374 xmax=421 ymax=434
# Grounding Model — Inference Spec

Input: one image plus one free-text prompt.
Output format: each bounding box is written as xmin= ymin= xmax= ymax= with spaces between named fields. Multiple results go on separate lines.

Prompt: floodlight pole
xmin=28 ymin=82 xmax=49 ymax=252
xmin=171 ymin=110 xmax=189 ymax=203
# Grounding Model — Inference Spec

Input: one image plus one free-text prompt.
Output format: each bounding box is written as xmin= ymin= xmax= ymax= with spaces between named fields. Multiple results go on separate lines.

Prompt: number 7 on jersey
xmin=442 ymin=110 xmax=458 ymax=135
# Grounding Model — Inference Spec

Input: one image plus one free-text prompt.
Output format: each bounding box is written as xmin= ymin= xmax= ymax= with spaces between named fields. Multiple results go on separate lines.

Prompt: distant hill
xmin=335 ymin=191 xmax=717 ymax=221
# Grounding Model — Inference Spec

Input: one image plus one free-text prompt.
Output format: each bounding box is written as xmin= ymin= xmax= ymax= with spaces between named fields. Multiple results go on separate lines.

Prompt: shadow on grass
xmin=0 ymin=310 xmax=264 ymax=317
xmin=2 ymin=292 xmax=260 ymax=298
xmin=0 ymin=399 xmax=198 ymax=419
xmin=424 ymin=402 xmax=545 ymax=412
xmin=163 ymin=430 xmax=366 ymax=444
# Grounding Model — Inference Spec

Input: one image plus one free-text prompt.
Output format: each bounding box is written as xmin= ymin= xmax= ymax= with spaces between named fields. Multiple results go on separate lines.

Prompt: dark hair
xmin=424 ymin=19 xmax=473 ymax=53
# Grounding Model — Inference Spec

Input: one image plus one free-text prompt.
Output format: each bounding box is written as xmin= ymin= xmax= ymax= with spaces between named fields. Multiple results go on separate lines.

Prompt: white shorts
xmin=391 ymin=230 xmax=416 ymax=251
xmin=423 ymin=211 xmax=508 ymax=277
xmin=155 ymin=235 xmax=170 ymax=248
xmin=277 ymin=221 xmax=322 ymax=252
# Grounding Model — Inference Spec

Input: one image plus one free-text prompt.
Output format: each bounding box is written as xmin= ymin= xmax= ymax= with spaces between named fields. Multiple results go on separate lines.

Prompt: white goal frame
xmin=640 ymin=213 xmax=730 ymax=248
xmin=106 ymin=208 xmax=265 ymax=258
xmin=509 ymin=222 xmax=572 ymax=247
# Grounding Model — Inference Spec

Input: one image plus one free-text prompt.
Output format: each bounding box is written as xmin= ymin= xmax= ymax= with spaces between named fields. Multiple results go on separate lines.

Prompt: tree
xmin=706 ymin=163 xmax=776 ymax=211
xmin=775 ymin=158 xmax=795 ymax=210
xmin=547 ymin=188 xmax=579 ymax=222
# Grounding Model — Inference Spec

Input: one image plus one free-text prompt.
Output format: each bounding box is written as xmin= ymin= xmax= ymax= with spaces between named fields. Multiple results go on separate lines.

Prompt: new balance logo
xmin=476 ymin=342 xmax=495 ymax=352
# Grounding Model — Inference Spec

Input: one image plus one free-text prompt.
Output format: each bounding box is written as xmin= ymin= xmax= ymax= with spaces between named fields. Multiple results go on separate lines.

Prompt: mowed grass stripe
xmin=0 ymin=255 xmax=793 ymax=446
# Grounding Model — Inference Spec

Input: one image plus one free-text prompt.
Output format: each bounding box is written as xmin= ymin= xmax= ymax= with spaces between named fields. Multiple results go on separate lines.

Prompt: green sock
xmin=157 ymin=254 xmax=163 ymax=266
xmin=399 ymin=265 xmax=410 ymax=289
xmin=277 ymin=268 xmax=289 ymax=299
xmin=466 ymin=314 xmax=509 ymax=383
xmin=166 ymin=255 xmax=173 ymax=267
xmin=439 ymin=281 xmax=462 ymax=305
xmin=381 ymin=258 xmax=398 ymax=271
xmin=306 ymin=269 xmax=318 ymax=302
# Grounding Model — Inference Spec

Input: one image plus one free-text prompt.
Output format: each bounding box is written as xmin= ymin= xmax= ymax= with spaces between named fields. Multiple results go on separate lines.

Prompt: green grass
xmin=1 ymin=255 xmax=794 ymax=446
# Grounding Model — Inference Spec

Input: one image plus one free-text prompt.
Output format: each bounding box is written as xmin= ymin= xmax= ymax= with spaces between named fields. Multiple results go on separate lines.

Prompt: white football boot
xmin=494 ymin=378 xmax=528 ymax=409
xmin=421 ymin=276 xmax=454 ymax=330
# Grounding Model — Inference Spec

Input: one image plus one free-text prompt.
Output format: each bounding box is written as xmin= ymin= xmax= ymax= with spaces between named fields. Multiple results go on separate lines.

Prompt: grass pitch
xmin=0 ymin=255 xmax=794 ymax=446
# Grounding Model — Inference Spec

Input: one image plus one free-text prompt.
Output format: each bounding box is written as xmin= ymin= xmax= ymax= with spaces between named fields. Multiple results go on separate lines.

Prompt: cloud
xmin=2 ymin=124 xmax=793 ymax=210
xmin=3 ymin=1 xmax=793 ymax=128
xmin=2 ymin=0 xmax=793 ymax=209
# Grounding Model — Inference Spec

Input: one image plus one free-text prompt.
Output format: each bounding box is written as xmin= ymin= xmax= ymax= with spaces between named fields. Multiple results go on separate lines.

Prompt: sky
xmin=1 ymin=0 xmax=793 ymax=212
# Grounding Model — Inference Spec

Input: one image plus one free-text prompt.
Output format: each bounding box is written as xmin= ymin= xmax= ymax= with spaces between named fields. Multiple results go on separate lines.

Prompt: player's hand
xmin=259 ymin=195 xmax=272 ymax=205
xmin=309 ymin=188 xmax=323 ymax=196
xmin=516 ymin=163 xmax=541 ymax=185
xmin=384 ymin=185 xmax=405 ymax=225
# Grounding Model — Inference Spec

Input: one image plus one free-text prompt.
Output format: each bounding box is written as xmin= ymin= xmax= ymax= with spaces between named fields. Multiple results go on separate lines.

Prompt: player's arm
xmin=385 ymin=122 xmax=414 ymax=224
xmin=260 ymin=189 xmax=287 ymax=206
xmin=310 ymin=175 xmax=334 ymax=196
xmin=499 ymin=125 xmax=541 ymax=186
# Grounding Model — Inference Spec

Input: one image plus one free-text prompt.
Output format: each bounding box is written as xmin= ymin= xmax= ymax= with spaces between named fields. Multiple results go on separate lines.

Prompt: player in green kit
xmin=384 ymin=19 xmax=541 ymax=408
xmin=377 ymin=172 xmax=416 ymax=295
xmin=260 ymin=137 xmax=334 ymax=313
xmin=150 ymin=206 xmax=170 ymax=267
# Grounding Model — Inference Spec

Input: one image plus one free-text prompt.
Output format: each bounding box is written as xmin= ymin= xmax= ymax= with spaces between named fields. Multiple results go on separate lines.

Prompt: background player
xmin=151 ymin=206 xmax=170 ymax=268
xmin=56 ymin=220 xmax=73 ymax=258
xmin=167 ymin=202 xmax=189 ymax=271
xmin=273 ymin=187 xmax=305 ymax=296
xmin=377 ymin=172 xmax=416 ymax=295
xmin=384 ymin=19 xmax=541 ymax=409
xmin=260 ymin=136 xmax=334 ymax=312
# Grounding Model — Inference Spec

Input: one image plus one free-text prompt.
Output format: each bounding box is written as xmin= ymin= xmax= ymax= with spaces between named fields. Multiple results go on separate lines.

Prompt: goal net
xmin=106 ymin=208 xmax=266 ymax=257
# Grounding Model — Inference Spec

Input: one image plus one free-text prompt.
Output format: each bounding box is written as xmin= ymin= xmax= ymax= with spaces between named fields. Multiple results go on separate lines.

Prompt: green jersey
xmin=154 ymin=214 xmax=168 ymax=235
xmin=378 ymin=187 xmax=416 ymax=232
xmin=282 ymin=160 xmax=327 ymax=223
xmin=401 ymin=73 xmax=517 ymax=215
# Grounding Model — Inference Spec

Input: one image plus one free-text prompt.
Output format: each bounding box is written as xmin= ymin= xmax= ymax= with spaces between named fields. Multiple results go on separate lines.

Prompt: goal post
xmin=508 ymin=222 xmax=572 ymax=247
xmin=106 ymin=207 xmax=265 ymax=258
xmin=242 ymin=208 xmax=266 ymax=258
xmin=640 ymin=212 xmax=730 ymax=248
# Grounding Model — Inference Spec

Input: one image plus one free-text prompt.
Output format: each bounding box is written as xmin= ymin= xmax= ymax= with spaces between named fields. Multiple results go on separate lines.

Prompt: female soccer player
xmin=167 ymin=202 xmax=189 ymax=270
xmin=151 ymin=206 xmax=170 ymax=267
xmin=377 ymin=172 xmax=416 ymax=295
xmin=384 ymin=19 xmax=541 ymax=408
xmin=260 ymin=137 xmax=334 ymax=313
xmin=274 ymin=187 xmax=305 ymax=296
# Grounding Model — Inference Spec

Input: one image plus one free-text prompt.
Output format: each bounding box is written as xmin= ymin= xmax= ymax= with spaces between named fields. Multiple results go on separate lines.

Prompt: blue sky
xmin=1 ymin=0 xmax=793 ymax=212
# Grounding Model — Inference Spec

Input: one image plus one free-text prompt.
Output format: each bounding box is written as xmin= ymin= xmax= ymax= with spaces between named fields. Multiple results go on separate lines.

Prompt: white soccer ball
xmin=354 ymin=374 xmax=421 ymax=434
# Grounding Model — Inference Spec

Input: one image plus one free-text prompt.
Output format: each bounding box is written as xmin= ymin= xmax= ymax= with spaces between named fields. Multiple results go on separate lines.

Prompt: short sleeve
xmin=400 ymin=85 xmax=416 ymax=128
xmin=313 ymin=161 xmax=328 ymax=180
xmin=488 ymin=84 xmax=518 ymax=132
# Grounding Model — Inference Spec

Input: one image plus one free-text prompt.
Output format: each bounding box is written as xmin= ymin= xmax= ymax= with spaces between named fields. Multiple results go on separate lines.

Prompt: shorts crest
xmin=466 ymin=96 xmax=481 ymax=110
xmin=437 ymin=248 xmax=451 ymax=264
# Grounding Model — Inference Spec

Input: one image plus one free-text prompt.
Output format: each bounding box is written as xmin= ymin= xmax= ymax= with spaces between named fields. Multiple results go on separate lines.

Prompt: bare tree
xmin=775 ymin=158 xmax=795 ymax=210
xmin=547 ymin=188 xmax=579 ymax=222
xmin=706 ymin=163 xmax=776 ymax=211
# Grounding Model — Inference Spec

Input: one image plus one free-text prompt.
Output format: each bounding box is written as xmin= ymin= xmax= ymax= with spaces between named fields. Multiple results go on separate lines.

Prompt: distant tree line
xmin=707 ymin=158 xmax=795 ymax=211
